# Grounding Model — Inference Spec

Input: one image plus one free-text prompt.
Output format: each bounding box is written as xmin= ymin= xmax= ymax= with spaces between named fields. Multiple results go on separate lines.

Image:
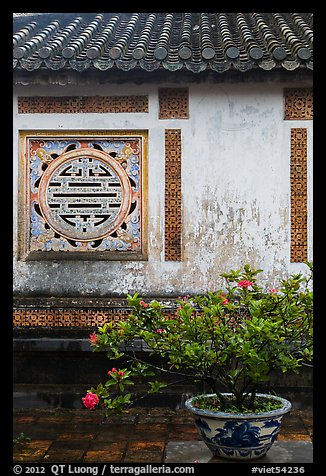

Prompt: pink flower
xmin=182 ymin=294 xmax=191 ymax=301
xmin=268 ymin=288 xmax=279 ymax=294
xmin=237 ymin=280 xmax=253 ymax=288
xmin=140 ymin=300 xmax=149 ymax=308
xmin=88 ymin=332 xmax=98 ymax=345
xmin=222 ymin=298 xmax=229 ymax=305
xmin=82 ymin=392 xmax=99 ymax=410
xmin=178 ymin=295 xmax=190 ymax=301
xmin=118 ymin=371 xmax=125 ymax=376
xmin=108 ymin=368 xmax=117 ymax=375
xmin=156 ymin=328 xmax=164 ymax=334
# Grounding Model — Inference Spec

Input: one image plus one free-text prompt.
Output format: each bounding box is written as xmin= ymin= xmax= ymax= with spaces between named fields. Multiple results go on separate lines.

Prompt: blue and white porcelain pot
xmin=185 ymin=393 xmax=292 ymax=461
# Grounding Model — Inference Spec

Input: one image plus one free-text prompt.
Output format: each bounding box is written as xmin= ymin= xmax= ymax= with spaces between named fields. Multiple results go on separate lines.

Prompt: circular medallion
xmin=38 ymin=148 xmax=132 ymax=242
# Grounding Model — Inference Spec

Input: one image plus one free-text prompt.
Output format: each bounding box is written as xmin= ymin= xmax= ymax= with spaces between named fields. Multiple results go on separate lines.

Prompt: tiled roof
xmin=13 ymin=13 xmax=313 ymax=74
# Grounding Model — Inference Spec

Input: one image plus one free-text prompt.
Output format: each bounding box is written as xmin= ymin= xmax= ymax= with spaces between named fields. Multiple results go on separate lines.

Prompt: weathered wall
xmin=13 ymin=79 xmax=313 ymax=297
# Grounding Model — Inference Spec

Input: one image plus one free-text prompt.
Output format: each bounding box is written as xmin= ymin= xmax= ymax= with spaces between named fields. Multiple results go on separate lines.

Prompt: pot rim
xmin=185 ymin=392 xmax=292 ymax=420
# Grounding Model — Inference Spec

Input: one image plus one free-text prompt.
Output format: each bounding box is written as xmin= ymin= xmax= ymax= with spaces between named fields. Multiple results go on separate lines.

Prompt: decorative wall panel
xmin=159 ymin=88 xmax=189 ymax=119
xmin=165 ymin=129 xmax=182 ymax=260
xmin=19 ymin=130 xmax=148 ymax=260
xmin=18 ymin=96 xmax=149 ymax=113
xmin=284 ymin=88 xmax=313 ymax=120
xmin=290 ymin=128 xmax=308 ymax=262
xmin=13 ymin=307 xmax=176 ymax=328
xmin=13 ymin=308 xmax=131 ymax=327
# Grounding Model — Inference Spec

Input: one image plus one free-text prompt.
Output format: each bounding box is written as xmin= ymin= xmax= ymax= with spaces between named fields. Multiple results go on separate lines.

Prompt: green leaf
xmin=148 ymin=381 xmax=168 ymax=394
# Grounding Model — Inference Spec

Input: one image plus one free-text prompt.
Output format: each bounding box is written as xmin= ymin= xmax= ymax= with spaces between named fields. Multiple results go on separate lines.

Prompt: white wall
xmin=13 ymin=79 xmax=313 ymax=296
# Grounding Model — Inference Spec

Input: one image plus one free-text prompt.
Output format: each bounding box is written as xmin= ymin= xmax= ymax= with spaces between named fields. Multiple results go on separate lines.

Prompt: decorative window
xmin=18 ymin=95 xmax=149 ymax=114
xmin=164 ymin=129 xmax=182 ymax=261
xmin=159 ymin=88 xmax=189 ymax=119
xmin=13 ymin=304 xmax=175 ymax=328
xmin=18 ymin=130 xmax=148 ymax=260
xmin=290 ymin=128 xmax=308 ymax=262
xmin=284 ymin=88 xmax=313 ymax=120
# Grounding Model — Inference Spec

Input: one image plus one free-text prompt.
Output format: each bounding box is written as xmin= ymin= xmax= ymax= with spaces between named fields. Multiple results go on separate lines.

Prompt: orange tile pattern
xmin=284 ymin=88 xmax=313 ymax=120
xmin=18 ymin=96 xmax=149 ymax=113
xmin=159 ymin=88 xmax=189 ymax=119
xmin=13 ymin=307 xmax=176 ymax=327
xmin=164 ymin=129 xmax=182 ymax=261
xmin=290 ymin=128 xmax=308 ymax=262
xmin=13 ymin=308 xmax=130 ymax=327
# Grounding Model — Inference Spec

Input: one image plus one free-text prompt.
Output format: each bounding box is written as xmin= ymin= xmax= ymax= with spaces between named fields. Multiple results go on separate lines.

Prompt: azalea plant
xmin=82 ymin=263 xmax=313 ymax=415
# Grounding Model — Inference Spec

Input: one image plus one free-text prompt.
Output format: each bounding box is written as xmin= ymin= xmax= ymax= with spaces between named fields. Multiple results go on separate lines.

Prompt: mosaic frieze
xmin=284 ymin=88 xmax=313 ymax=120
xmin=19 ymin=131 xmax=147 ymax=260
xmin=13 ymin=307 xmax=176 ymax=328
xmin=13 ymin=308 xmax=130 ymax=327
xmin=18 ymin=96 xmax=149 ymax=113
xmin=290 ymin=128 xmax=308 ymax=262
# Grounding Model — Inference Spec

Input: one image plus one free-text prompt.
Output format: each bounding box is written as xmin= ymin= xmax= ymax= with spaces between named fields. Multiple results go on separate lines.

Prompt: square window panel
xmin=18 ymin=130 xmax=148 ymax=260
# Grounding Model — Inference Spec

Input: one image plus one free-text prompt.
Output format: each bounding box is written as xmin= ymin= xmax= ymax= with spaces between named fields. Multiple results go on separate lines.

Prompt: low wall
xmin=13 ymin=332 xmax=313 ymax=410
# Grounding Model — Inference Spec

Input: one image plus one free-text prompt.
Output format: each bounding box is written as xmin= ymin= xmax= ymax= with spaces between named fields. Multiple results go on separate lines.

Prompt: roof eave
xmin=13 ymin=64 xmax=313 ymax=86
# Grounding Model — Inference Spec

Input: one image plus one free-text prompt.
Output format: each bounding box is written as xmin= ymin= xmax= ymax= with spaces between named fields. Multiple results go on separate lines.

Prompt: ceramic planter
xmin=185 ymin=393 xmax=292 ymax=461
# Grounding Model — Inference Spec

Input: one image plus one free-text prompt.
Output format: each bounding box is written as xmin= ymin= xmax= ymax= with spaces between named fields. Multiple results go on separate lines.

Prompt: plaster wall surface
xmin=13 ymin=79 xmax=313 ymax=297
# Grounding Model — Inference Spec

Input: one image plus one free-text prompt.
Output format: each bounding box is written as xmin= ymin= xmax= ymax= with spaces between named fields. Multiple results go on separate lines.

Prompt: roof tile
xmin=13 ymin=12 xmax=313 ymax=73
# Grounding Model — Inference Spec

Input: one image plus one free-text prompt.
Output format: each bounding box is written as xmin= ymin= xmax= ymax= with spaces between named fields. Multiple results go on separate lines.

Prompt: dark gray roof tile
xmin=13 ymin=12 xmax=313 ymax=74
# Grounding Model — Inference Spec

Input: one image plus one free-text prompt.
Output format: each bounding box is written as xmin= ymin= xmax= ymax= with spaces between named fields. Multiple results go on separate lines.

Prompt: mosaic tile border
xmin=13 ymin=307 xmax=176 ymax=328
xmin=13 ymin=308 xmax=130 ymax=328
xmin=290 ymin=128 xmax=308 ymax=262
xmin=164 ymin=129 xmax=182 ymax=261
xmin=18 ymin=96 xmax=149 ymax=113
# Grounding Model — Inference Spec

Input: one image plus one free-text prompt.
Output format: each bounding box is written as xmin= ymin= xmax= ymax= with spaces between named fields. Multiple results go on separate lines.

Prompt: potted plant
xmin=83 ymin=263 xmax=313 ymax=461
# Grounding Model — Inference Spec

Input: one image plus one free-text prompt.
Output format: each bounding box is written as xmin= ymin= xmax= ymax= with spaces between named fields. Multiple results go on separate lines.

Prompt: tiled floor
xmin=13 ymin=407 xmax=313 ymax=463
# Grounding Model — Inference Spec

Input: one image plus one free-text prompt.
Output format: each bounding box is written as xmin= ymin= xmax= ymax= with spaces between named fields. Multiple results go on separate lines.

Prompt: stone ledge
xmin=13 ymin=384 xmax=312 ymax=411
xmin=13 ymin=337 xmax=146 ymax=352
xmin=13 ymin=296 xmax=177 ymax=308
xmin=165 ymin=440 xmax=313 ymax=464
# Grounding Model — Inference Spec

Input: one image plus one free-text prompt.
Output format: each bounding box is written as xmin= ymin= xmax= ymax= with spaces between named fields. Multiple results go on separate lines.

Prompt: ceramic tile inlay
xmin=13 ymin=307 xmax=176 ymax=328
xmin=159 ymin=88 xmax=189 ymax=119
xmin=19 ymin=130 xmax=148 ymax=260
xmin=18 ymin=96 xmax=149 ymax=113
xmin=284 ymin=88 xmax=313 ymax=120
xmin=290 ymin=128 xmax=308 ymax=262
xmin=165 ymin=129 xmax=182 ymax=261
xmin=13 ymin=308 xmax=130 ymax=327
